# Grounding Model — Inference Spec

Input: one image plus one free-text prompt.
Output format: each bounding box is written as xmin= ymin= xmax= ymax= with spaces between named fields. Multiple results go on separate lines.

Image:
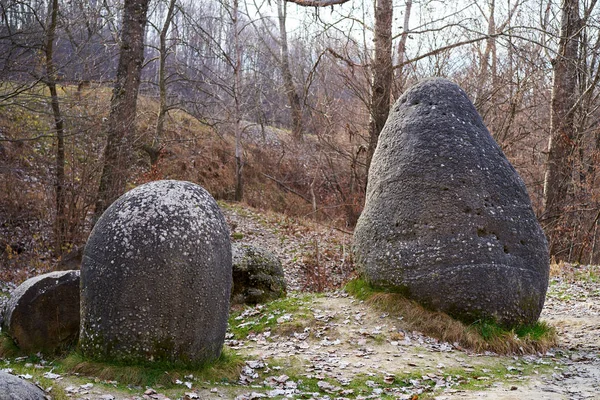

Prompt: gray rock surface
xmin=2 ymin=270 xmax=80 ymax=354
xmin=80 ymin=180 xmax=231 ymax=365
xmin=231 ymin=244 xmax=286 ymax=305
xmin=354 ymin=78 xmax=549 ymax=328
xmin=0 ymin=371 xmax=47 ymax=400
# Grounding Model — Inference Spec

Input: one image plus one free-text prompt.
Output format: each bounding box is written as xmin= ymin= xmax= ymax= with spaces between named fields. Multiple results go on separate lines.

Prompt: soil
xmin=1 ymin=204 xmax=599 ymax=400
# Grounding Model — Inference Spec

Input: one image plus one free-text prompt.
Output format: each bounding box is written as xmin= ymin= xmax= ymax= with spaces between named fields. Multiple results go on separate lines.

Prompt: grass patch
xmin=0 ymin=357 xmax=69 ymax=399
xmin=58 ymin=348 xmax=243 ymax=388
xmin=232 ymin=232 xmax=244 ymax=240
xmin=344 ymin=278 xmax=377 ymax=301
xmin=344 ymin=279 xmax=557 ymax=354
xmin=0 ymin=347 xmax=244 ymax=399
xmin=228 ymin=293 xmax=316 ymax=339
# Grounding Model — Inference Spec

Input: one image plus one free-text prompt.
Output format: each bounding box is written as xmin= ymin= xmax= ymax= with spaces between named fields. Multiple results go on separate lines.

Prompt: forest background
xmin=1 ymin=0 xmax=599 ymax=283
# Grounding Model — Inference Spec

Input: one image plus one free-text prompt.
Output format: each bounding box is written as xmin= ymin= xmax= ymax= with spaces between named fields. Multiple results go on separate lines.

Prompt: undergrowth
xmin=344 ymin=278 xmax=557 ymax=354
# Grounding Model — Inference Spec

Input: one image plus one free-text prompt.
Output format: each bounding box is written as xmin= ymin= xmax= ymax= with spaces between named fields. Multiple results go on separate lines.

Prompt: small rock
xmin=0 ymin=371 xmax=46 ymax=400
xmin=2 ymin=270 xmax=80 ymax=354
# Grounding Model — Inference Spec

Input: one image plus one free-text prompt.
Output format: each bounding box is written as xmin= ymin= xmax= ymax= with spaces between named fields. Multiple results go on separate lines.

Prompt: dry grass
xmin=346 ymin=280 xmax=557 ymax=355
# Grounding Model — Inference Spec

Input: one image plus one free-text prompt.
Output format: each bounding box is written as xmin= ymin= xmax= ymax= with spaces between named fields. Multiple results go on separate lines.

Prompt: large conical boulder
xmin=80 ymin=180 xmax=231 ymax=365
xmin=354 ymin=78 xmax=549 ymax=328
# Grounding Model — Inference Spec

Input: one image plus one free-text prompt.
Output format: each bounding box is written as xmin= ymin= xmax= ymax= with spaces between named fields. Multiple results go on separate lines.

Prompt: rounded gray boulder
xmin=231 ymin=244 xmax=286 ymax=305
xmin=80 ymin=180 xmax=231 ymax=365
xmin=354 ymin=78 xmax=549 ymax=328
xmin=2 ymin=270 xmax=80 ymax=354
xmin=0 ymin=371 xmax=47 ymax=400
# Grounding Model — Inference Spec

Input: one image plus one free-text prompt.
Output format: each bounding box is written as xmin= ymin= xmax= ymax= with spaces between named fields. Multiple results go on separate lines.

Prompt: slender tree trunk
xmin=95 ymin=0 xmax=151 ymax=220
xmin=543 ymin=0 xmax=581 ymax=256
xmin=366 ymin=0 xmax=393 ymax=176
xmin=394 ymin=0 xmax=412 ymax=97
xmin=277 ymin=0 xmax=303 ymax=141
xmin=45 ymin=0 xmax=66 ymax=255
xmin=233 ymin=0 xmax=243 ymax=201
xmin=475 ymin=0 xmax=497 ymax=109
xmin=151 ymin=0 xmax=177 ymax=165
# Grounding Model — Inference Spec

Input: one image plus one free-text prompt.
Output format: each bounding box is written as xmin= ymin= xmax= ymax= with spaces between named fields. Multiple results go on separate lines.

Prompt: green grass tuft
xmin=514 ymin=321 xmax=556 ymax=341
xmin=344 ymin=278 xmax=377 ymax=301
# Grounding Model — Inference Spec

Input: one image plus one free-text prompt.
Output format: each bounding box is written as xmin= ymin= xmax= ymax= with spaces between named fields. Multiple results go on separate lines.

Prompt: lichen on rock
xmin=353 ymin=78 xmax=549 ymax=328
xmin=80 ymin=180 xmax=231 ymax=365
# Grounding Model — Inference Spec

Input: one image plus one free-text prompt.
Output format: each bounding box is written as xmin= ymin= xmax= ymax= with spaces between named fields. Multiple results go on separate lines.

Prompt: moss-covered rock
xmin=231 ymin=244 xmax=286 ymax=305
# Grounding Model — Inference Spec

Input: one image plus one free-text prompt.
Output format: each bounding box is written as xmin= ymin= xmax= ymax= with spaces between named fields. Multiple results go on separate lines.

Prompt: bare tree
xmin=144 ymin=0 xmax=178 ymax=166
xmin=394 ymin=0 xmax=413 ymax=96
xmin=542 ymin=0 xmax=582 ymax=253
xmin=365 ymin=0 xmax=393 ymax=175
xmin=43 ymin=0 xmax=67 ymax=254
xmin=95 ymin=0 xmax=151 ymax=220
xmin=233 ymin=0 xmax=244 ymax=201
xmin=277 ymin=0 xmax=303 ymax=140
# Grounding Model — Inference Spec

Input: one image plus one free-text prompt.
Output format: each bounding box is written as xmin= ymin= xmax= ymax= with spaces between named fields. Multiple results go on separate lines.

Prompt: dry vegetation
xmin=345 ymin=279 xmax=557 ymax=355
xmin=0 ymin=83 xmax=361 ymax=284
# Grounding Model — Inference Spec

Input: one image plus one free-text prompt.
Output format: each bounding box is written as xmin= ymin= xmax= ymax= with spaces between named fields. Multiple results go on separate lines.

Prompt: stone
xmin=2 ymin=270 xmax=80 ymax=354
xmin=231 ymin=244 xmax=286 ymax=305
xmin=0 ymin=371 xmax=47 ymax=400
xmin=354 ymin=78 xmax=549 ymax=328
xmin=80 ymin=180 xmax=231 ymax=365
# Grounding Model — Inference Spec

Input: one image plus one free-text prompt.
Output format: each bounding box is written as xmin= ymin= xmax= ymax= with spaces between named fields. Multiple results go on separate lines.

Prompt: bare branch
xmin=394 ymin=34 xmax=500 ymax=69
xmin=284 ymin=0 xmax=350 ymax=6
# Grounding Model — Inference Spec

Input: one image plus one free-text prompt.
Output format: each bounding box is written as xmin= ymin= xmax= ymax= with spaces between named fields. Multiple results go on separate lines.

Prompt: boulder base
xmin=354 ymin=78 xmax=549 ymax=328
xmin=2 ymin=270 xmax=80 ymax=354
xmin=80 ymin=180 xmax=231 ymax=365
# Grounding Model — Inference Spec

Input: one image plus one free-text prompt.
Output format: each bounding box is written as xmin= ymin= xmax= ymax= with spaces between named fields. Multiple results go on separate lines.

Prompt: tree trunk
xmin=277 ymin=0 xmax=303 ymax=141
xmin=394 ymin=0 xmax=412 ymax=97
xmin=152 ymin=0 xmax=177 ymax=165
xmin=542 ymin=0 xmax=581 ymax=256
xmin=45 ymin=0 xmax=66 ymax=255
xmin=475 ymin=0 xmax=497 ymax=110
xmin=233 ymin=0 xmax=243 ymax=201
xmin=366 ymin=0 xmax=393 ymax=176
xmin=94 ymin=0 xmax=151 ymax=220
